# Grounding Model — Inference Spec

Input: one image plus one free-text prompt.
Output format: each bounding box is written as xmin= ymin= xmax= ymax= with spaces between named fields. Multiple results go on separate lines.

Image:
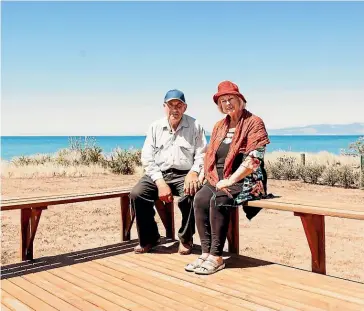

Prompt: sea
xmin=0 ymin=135 xmax=361 ymax=161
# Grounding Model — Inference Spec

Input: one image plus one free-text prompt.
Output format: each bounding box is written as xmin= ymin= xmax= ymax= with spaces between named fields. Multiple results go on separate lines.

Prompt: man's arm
xmin=141 ymin=124 xmax=163 ymax=182
xmin=190 ymin=122 xmax=208 ymax=174
xmin=184 ymin=122 xmax=208 ymax=195
xmin=141 ymin=124 xmax=173 ymax=203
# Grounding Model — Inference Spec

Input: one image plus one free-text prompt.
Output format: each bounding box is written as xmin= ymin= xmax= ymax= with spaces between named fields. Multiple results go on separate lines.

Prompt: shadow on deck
xmin=1 ymin=238 xmax=272 ymax=280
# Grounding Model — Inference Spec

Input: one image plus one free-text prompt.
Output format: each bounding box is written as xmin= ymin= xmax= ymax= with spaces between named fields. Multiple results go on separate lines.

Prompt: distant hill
xmin=268 ymin=123 xmax=364 ymax=135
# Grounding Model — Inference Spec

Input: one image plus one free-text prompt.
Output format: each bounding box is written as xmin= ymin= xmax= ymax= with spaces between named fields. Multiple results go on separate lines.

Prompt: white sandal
xmin=185 ymin=256 xmax=206 ymax=272
xmin=194 ymin=258 xmax=225 ymax=275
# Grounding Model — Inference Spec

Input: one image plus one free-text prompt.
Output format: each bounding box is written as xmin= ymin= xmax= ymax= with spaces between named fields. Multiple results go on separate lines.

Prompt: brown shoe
xmin=178 ymin=241 xmax=193 ymax=255
xmin=134 ymin=239 xmax=160 ymax=254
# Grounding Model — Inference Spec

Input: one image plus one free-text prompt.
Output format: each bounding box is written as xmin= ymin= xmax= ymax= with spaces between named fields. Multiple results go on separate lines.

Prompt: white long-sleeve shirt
xmin=141 ymin=114 xmax=207 ymax=182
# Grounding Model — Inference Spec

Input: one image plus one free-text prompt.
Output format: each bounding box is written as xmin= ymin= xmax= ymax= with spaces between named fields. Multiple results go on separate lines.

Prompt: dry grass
xmin=2 ymin=151 xmax=360 ymax=179
xmin=1 ymin=160 xmax=145 ymax=179
xmin=265 ymin=151 xmax=360 ymax=167
xmin=1 ymin=161 xmax=111 ymax=178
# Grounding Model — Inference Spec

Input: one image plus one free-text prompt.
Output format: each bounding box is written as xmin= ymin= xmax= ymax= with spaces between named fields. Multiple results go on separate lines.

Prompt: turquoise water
xmin=0 ymin=135 xmax=361 ymax=160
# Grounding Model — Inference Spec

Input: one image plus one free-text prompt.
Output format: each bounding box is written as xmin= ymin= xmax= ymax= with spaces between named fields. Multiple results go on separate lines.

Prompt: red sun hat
xmin=213 ymin=80 xmax=247 ymax=104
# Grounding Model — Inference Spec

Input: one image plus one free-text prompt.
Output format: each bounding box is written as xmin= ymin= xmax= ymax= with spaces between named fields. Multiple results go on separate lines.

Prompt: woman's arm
xmin=216 ymin=147 xmax=265 ymax=190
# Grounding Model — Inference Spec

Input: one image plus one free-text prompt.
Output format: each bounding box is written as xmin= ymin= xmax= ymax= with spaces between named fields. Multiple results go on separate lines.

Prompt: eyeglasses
xmin=166 ymin=103 xmax=185 ymax=110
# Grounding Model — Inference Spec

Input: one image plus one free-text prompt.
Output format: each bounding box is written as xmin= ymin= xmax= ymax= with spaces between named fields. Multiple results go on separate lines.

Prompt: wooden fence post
xmin=300 ymin=153 xmax=306 ymax=166
xmin=360 ymin=154 xmax=364 ymax=190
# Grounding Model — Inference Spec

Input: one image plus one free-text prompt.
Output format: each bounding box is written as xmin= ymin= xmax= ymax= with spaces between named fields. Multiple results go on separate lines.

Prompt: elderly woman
xmin=185 ymin=81 xmax=270 ymax=275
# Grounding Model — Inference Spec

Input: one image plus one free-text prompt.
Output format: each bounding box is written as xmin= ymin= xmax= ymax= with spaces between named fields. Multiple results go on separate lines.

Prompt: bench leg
xmin=294 ymin=212 xmax=326 ymax=274
xmin=155 ymin=200 xmax=175 ymax=239
xmin=120 ymin=196 xmax=132 ymax=241
xmin=227 ymin=207 xmax=239 ymax=254
xmin=20 ymin=207 xmax=46 ymax=261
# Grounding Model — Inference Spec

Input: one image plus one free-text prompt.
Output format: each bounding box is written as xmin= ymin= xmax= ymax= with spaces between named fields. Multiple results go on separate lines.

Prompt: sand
xmin=1 ymin=175 xmax=364 ymax=282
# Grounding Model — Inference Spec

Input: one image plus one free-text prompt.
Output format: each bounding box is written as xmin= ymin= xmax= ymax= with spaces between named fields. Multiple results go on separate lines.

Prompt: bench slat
xmin=1 ymin=188 xmax=131 ymax=202
xmin=1 ymin=189 xmax=131 ymax=210
xmin=259 ymin=197 xmax=364 ymax=212
xmin=246 ymin=200 xmax=364 ymax=220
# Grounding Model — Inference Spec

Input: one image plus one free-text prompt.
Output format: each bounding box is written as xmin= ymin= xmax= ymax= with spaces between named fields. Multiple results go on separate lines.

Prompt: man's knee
xmin=130 ymin=183 xmax=144 ymax=201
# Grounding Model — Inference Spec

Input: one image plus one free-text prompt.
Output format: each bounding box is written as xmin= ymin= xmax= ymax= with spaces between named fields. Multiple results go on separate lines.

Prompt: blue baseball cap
xmin=164 ymin=89 xmax=186 ymax=104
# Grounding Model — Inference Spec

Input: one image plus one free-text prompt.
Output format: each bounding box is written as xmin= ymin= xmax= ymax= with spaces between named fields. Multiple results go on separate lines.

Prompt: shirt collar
xmin=162 ymin=115 xmax=189 ymax=132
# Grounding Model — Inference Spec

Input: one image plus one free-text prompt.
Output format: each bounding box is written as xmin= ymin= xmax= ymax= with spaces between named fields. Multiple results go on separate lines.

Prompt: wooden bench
xmin=0 ymin=188 xmax=174 ymax=262
xmin=228 ymin=198 xmax=364 ymax=275
xmin=1 ymin=189 xmax=363 ymax=277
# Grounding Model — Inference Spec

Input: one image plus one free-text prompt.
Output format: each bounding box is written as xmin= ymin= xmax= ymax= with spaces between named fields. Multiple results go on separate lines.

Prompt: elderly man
xmin=130 ymin=89 xmax=207 ymax=255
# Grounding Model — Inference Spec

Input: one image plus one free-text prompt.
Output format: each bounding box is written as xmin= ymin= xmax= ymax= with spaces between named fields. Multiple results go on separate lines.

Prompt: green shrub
xmin=130 ymin=149 xmax=142 ymax=166
xmin=266 ymin=161 xmax=282 ymax=179
xmin=80 ymin=146 xmax=103 ymax=165
xmin=266 ymin=156 xmax=299 ymax=180
xmin=321 ymin=165 xmax=341 ymax=186
xmin=338 ymin=165 xmax=357 ymax=188
xmin=298 ymin=163 xmax=325 ymax=184
xmin=12 ymin=156 xmax=32 ymax=166
xmin=108 ymin=149 xmax=136 ymax=175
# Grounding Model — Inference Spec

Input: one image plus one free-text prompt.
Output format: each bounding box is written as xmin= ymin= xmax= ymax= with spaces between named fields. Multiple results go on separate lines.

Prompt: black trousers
xmin=130 ymin=172 xmax=195 ymax=247
xmin=194 ymin=182 xmax=240 ymax=256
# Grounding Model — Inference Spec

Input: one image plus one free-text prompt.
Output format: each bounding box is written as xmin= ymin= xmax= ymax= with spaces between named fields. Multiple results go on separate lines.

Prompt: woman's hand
xmin=216 ymin=179 xmax=233 ymax=190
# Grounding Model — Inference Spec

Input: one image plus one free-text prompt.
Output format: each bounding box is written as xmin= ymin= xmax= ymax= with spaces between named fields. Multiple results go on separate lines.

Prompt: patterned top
xmin=223 ymin=128 xmax=235 ymax=144
xmin=234 ymin=146 xmax=267 ymax=205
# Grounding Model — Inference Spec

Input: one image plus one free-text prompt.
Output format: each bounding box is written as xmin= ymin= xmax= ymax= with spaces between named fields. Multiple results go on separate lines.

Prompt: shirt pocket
xmin=177 ymin=139 xmax=194 ymax=164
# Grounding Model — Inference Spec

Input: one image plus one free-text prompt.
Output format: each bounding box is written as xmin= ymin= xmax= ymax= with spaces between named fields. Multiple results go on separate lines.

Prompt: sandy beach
xmin=1 ymin=174 xmax=364 ymax=283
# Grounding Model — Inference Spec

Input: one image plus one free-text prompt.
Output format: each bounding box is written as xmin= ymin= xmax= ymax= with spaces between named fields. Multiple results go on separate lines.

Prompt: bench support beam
xmin=20 ymin=207 xmax=47 ymax=261
xmin=155 ymin=200 xmax=175 ymax=239
xmin=294 ymin=212 xmax=326 ymax=274
xmin=120 ymin=196 xmax=132 ymax=241
xmin=227 ymin=207 xmax=239 ymax=254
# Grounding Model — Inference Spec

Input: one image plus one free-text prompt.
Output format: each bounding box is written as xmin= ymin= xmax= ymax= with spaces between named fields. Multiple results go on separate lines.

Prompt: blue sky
xmin=2 ymin=1 xmax=364 ymax=135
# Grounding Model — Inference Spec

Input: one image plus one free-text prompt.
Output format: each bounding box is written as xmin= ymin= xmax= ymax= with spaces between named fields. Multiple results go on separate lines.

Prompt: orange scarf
xmin=205 ymin=109 xmax=270 ymax=186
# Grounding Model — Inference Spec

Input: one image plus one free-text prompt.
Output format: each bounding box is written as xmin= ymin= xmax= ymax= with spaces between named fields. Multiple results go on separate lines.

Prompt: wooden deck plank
xmin=110 ymin=254 xmax=295 ymax=311
xmin=164 ymin=251 xmax=364 ymax=306
xmin=72 ymin=263 xmax=210 ymax=311
xmin=45 ymin=269 xmax=132 ymax=311
xmin=8 ymin=277 xmax=80 ymax=311
xmin=146 ymin=253 xmax=331 ymax=310
xmin=36 ymin=270 xmax=125 ymax=311
xmin=125 ymin=251 xmax=364 ymax=311
xmin=86 ymin=260 xmax=242 ymax=311
xmin=63 ymin=263 xmax=182 ymax=311
xmin=2 ymin=246 xmax=364 ymax=311
xmin=244 ymin=265 xmax=364 ymax=301
xmin=1 ymin=303 xmax=12 ymax=311
xmin=166 ymin=250 xmax=364 ymax=301
xmin=95 ymin=258 xmax=267 ymax=311
xmin=1 ymin=280 xmax=56 ymax=311
xmin=22 ymin=273 xmax=102 ymax=311
xmin=162 ymin=252 xmax=364 ymax=310
xmin=1 ymin=290 xmax=34 ymax=311
xmin=124 ymin=253 xmax=325 ymax=311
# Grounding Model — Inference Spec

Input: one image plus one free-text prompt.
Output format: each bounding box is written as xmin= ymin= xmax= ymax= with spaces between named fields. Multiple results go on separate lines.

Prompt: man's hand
xmin=198 ymin=170 xmax=205 ymax=185
xmin=184 ymin=171 xmax=201 ymax=196
xmin=155 ymin=179 xmax=173 ymax=203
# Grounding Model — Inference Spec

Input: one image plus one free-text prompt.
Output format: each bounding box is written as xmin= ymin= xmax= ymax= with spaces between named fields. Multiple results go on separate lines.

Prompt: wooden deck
xmin=1 ymin=239 xmax=364 ymax=311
